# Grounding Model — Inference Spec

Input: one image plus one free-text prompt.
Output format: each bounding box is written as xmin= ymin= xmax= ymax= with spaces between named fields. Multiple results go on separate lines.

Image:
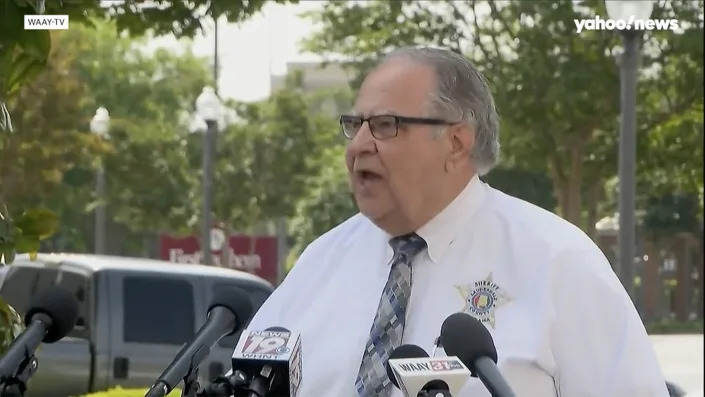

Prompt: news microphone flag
xmin=232 ymin=329 xmax=302 ymax=397
xmin=388 ymin=356 xmax=471 ymax=397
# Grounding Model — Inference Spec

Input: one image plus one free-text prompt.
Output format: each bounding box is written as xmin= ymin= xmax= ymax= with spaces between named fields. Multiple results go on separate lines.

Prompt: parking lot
xmin=652 ymin=334 xmax=704 ymax=397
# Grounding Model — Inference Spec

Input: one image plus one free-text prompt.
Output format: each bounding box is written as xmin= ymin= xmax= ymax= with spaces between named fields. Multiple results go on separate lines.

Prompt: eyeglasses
xmin=339 ymin=114 xmax=458 ymax=140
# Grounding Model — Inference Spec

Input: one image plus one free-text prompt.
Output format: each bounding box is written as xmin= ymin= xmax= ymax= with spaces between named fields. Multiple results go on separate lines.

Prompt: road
xmin=652 ymin=334 xmax=704 ymax=397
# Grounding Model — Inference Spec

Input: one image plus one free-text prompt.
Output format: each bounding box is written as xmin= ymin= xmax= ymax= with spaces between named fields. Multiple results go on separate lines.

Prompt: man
xmin=245 ymin=47 xmax=668 ymax=396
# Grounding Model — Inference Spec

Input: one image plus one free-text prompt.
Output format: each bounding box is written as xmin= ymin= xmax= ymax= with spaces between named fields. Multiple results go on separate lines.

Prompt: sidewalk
xmin=651 ymin=334 xmax=704 ymax=397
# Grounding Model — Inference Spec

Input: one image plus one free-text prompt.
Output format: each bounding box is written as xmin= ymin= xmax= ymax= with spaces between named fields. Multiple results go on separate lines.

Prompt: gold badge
xmin=455 ymin=272 xmax=512 ymax=328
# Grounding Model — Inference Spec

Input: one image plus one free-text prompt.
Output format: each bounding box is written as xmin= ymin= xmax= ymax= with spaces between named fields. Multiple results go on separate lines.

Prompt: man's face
xmin=345 ymin=59 xmax=451 ymax=233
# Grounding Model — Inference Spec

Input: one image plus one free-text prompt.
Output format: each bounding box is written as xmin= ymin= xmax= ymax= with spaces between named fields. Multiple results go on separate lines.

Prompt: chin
xmin=355 ymin=197 xmax=388 ymax=220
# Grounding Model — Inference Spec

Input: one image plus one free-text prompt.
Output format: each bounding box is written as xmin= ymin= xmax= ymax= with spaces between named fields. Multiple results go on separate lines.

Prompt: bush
xmin=647 ymin=318 xmax=704 ymax=334
xmin=75 ymin=386 xmax=182 ymax=397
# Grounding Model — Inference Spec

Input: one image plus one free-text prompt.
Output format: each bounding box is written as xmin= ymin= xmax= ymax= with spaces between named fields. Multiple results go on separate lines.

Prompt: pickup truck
xmin=0 ymin=253 xmax=274 ymax=397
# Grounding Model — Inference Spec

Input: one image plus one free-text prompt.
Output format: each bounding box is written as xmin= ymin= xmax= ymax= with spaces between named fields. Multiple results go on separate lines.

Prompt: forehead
xmin=353 ymin=58 xmax=436 ymax=116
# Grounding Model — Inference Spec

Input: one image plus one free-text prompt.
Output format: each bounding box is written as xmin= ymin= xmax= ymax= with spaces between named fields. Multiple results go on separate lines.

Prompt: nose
xmin=346 ymin=121 xmax=377 ymax=157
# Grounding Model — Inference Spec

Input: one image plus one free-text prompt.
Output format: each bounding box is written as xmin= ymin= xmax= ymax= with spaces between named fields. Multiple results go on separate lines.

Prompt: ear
xmin=446 ymin=122 xmax=475 ymax=162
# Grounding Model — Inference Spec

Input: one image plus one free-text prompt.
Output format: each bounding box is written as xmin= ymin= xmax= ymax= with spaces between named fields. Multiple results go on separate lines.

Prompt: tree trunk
xmin=585 ymin=182 xmax=601 ymax=240
xmin=550 ymin=144 xmax=584 ymax=229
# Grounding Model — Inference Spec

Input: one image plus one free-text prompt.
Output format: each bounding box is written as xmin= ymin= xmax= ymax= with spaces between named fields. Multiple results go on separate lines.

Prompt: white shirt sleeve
xmin=551 ymin=244 xmax=669 ymax=397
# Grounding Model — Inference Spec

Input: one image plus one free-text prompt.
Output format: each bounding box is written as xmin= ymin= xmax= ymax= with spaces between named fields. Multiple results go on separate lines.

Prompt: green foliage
xmin=0 ymin=23 xmax=111 ymax=261
xmin=482 ymin=168 xmax=557 ymax=212
xmin=100 ymin=0 xmax=297 ymax=38
xmin=643 ymin=193 xmax=702 ymax=239
xmin=0 ymin=1 xmax=51 ymax=131
xmin=0 ymin=207 xmax=58 ymax=264
xmin=74 ymin=386 xmax=181 ymax=397
xmin=646 ymin=318 xmax=704 ymax=335
xmin=1 ymin=0 xmax=295 ymax=128
xmin=0 ymin=296 xmax=23 ymax=355
xmin=49 ymin=20 xmax=210 ymax=238
xmin=0 ymin=0 xmax=98 ymax=131
xmin=301 ymin=0 xmax=704 ymax=230
xmin=289 ymin=146 xmax=358 ymax=261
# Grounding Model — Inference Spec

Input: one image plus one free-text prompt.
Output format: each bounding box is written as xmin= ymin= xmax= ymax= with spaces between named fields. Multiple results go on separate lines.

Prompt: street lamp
xmin=605 ymin=0 xmax=654 ymax=301
xmin=195 ymin=86 xmax=223 ymax=266
xmin=90 ymin=107 xmax=110 ymax=255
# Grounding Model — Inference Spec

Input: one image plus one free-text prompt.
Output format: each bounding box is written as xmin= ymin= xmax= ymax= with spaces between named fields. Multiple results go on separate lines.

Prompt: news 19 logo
xmin=430 ymin=359 xmax=463 ymax=372
xmin=241 ymin=330 xmax=291 ymax=355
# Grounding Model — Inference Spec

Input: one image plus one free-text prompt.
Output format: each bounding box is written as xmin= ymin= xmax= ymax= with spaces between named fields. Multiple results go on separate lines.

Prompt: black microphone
xmin=231 ymin=326 xmax=303 ymax=397
xmin=385 ymin=344 xmax=470 ymax=397
xmin=385 ymin=344 xmax=429 ymax=390
xmin=440 ymin=312 xmax=516 ymax=397
xmin=144 ymin=287 xmax=254 ymax=397
xmin=0 ymin=286 xmax=79 ymax=395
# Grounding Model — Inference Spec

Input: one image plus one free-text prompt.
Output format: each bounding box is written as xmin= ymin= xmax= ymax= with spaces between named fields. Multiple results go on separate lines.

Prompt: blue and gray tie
xmin=355 ymin=233 xmax=428 ymax=397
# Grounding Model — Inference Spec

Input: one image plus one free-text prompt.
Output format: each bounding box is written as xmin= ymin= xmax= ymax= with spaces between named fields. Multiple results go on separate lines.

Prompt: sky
xmin=145 ymin=2 xmax=324 ymax=103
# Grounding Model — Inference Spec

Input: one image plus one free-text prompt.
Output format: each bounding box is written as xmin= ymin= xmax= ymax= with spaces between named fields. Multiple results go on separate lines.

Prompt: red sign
xmin=159 ymin=233 xmax=278 ymax=285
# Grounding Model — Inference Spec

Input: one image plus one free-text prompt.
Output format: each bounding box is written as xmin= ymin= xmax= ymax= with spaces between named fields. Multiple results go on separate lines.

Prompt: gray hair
xmin=382 ymin=46 xmax=500 ymax=175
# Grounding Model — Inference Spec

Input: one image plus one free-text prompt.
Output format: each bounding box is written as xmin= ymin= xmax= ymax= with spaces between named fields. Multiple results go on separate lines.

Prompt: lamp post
xmin=90 ymin=107 xmax=110 ymax=255
xmin=605 ymin=0 xmax=654 ymax=300
xmin=195 ymin=86 xmax=222 ymax=266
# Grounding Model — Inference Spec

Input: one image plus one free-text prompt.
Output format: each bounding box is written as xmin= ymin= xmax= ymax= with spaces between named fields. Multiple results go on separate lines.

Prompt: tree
xmin=1 ymin=0 xmax=295 ymax=128
xmin=0 ymin=0 xmax=295 ymax=261
xmin=301 ymin=0 xmax=704 ymax=233
xmin=209 ymin=72 xmax=345 ymax=233
xmin=0 ymin=29 xmax=109 ymax=263
xmin=56 ymin=21 xmax=212 ymax=240
xmin=288 ymin=145 xmax=358 ymax=265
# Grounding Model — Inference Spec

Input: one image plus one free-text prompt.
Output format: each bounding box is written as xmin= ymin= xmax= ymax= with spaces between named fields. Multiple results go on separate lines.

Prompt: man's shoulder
xmin=300 ymin=212 xmax=372 ymax=260
xmin=485 ymin=186 xmax=601 ymax=260
xmin=489 ymin=188 xmax=590 ymax=240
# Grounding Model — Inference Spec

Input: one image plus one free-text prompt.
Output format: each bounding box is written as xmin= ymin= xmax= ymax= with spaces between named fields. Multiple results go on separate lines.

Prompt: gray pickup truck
xmin=0 ymin=253 xmax=274 ymax=397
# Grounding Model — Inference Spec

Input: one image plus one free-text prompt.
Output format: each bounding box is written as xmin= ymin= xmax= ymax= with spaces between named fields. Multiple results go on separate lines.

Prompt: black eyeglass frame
xmin=339 ymin=114 xmax=459 ymax=140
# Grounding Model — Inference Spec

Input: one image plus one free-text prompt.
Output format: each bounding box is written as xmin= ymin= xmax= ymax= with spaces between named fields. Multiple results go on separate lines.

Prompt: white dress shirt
xmin=246 ymin=175 xmax=669 ymax=397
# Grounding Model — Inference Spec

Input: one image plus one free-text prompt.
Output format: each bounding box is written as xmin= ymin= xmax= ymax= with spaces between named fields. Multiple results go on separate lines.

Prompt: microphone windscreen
xmin=208 ymin=287 xmax=254 ymax=331
xmin=385 ymin=344 xmax=429 ymax=387
xmin=25 ymin=286 xmax=80 ymax=343
xmin=265 ymin=326 xmax=290 ymax=332
xmin=440 ymin=312 xmax=498 ymax=373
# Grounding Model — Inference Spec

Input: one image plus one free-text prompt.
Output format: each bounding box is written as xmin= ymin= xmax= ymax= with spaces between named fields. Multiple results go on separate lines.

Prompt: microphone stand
xmin=0 ymin=355 xmax=39 ymax=397
xmin=180 ymin=365 xmax=200 ymax=397
xmin=196 ymin=371 xmax=251 ymax=397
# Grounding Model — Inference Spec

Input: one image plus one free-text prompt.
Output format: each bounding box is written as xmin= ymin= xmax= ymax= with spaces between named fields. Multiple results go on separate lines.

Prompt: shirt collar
xmin=416 ymin=174 xmax=487 ymax=263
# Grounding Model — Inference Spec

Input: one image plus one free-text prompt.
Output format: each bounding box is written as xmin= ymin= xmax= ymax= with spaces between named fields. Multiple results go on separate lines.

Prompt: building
xmin=270 ymin=61 xmax=352 ymax=93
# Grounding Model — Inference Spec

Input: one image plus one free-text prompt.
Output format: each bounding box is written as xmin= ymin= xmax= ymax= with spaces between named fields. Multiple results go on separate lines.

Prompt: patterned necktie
xmin=355 ymin=233 xmax=428 ymax=397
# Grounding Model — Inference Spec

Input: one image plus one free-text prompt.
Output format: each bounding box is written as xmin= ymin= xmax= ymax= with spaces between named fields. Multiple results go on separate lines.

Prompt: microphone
xmin=144 ymin=287 xmax=254 ymax=397
xmin=0 ymin=286 xmax=79 ymax=395
xmin=197 ymin=369 xmax=250 ymax=397
xmin=231 ymin=326 xmax=302 ymax=397
xmin=385 ymin=344 xmax=471 ymax=397
xmin=440 ymin=312 xmax=516 ymax=397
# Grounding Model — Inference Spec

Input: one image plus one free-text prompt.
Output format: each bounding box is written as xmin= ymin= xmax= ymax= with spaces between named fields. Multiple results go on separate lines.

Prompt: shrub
xmin=75 ymin=386 xmax=182 ymax=397
xmin=647 ymin=318 xmax=704 ymax=334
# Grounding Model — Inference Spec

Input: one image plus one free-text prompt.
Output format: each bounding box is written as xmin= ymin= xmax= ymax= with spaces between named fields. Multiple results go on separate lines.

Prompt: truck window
xmin=0 ymin=266 xmax=59 ymax=315
xmin=122 ymin=276 xmax=195 ymax=345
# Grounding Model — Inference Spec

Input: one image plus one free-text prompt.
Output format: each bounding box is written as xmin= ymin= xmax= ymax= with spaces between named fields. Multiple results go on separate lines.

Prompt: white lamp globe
xmin=605 ymin=0 xmax=654 ymax=22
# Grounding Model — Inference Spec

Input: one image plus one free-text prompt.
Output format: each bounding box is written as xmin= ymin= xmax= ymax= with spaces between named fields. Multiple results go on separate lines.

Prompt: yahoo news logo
xmin=574 ymin=15 xmax=679 ymax=33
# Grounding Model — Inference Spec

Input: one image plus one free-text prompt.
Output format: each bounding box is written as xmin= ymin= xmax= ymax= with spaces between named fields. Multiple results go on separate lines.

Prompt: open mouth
xmin=356 ymin=170 xmax=383 ymax=182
